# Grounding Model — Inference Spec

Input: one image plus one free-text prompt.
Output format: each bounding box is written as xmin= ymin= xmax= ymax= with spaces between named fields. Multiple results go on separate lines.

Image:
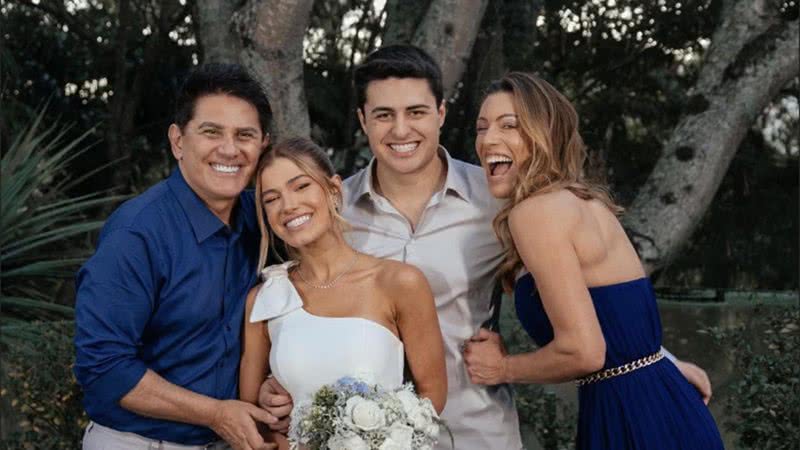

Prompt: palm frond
xmin=1 ymin=105 xmax=123 ymax=321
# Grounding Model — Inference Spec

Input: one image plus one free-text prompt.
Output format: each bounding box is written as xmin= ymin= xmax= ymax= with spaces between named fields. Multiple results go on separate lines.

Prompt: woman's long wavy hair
xmin=254 ymin=137 xmax=348 ymax=272
xmin=486 ymin=72 xmax=623 ymax=292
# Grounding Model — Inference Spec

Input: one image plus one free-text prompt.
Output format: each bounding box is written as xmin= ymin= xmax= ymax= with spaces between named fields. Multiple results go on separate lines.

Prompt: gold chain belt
xmin=576 ymin=351 xmax=664 ymax=386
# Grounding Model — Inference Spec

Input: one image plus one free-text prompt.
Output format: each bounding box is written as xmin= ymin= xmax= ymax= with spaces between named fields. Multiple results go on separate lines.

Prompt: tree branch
xmin=412 ymin=0 xmax=490 ymax=98
xmin=624 ymin=0 xmax=799 ymax=274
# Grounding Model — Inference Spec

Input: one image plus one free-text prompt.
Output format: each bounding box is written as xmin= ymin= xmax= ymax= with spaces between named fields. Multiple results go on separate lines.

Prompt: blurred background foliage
xmin=2 ymin=0 xmax=796 ymax=299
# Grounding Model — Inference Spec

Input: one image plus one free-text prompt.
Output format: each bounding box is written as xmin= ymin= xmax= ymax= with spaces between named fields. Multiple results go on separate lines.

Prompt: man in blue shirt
xmin=75 ymin=64 xmax=277 ymax=450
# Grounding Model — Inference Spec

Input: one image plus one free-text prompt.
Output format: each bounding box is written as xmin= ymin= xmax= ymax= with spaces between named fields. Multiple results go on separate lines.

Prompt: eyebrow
xmin=261 ymin=174 xmax=310 ymax=196
xmin=476 ymin=113 xmax=518 ymax=122
xmin=370 ymin=104 xmax=432 ymax=115
xmin=197 ymin=121 xmax=260 ymax=134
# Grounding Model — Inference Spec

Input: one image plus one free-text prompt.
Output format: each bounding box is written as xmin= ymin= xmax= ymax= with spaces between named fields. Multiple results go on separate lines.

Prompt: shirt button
xmin=225 ymin=324 xmax=232 ymax=332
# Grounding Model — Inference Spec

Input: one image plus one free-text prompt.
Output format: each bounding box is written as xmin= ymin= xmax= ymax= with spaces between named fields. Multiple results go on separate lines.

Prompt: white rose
xmin=394 ymin=389 xmax=420 ymax=416
xmin=345 ymin=396 xmax=386 ymax=431
xmin=328 ymin=433 xmax=369 ymax=450
xmin=386 ymin=422 xmax=414 ymax=448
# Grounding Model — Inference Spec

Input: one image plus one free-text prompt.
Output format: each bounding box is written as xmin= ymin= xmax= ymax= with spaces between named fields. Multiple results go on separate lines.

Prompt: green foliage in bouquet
xmin=0 ymin=321 xmax=87 ymax=449
xmin=702 ymin=306 xmax=800 ymax=450
xmin=303 ymin=385 xmax=339 ymax=449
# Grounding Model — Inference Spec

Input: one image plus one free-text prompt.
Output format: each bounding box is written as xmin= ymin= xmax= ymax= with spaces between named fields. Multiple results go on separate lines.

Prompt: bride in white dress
xmin=239 ymin=138 xmax=447 ymax=450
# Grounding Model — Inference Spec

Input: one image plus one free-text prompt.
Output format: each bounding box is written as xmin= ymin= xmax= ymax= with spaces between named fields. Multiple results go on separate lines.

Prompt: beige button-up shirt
xmin=342 ymin=150 xmax=523 ymax=450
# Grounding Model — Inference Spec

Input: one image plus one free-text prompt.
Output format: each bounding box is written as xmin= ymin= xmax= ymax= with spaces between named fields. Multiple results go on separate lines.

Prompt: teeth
xmin=390 ymin=143 xmax=418 ymax=153
xmin=285 ymin=214 xmax=311 ymax=229
xmin=211 ymin=163 xmax=240 ymax=173
xmin=486 ymin=155 xmax=513 ymax=164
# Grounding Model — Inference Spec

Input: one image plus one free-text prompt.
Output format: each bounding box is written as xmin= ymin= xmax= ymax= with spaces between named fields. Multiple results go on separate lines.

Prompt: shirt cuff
xmin=660 ymin=346 xmax=678 ymax=363
xmin=86 ymin=358 xmax=149 ymax=405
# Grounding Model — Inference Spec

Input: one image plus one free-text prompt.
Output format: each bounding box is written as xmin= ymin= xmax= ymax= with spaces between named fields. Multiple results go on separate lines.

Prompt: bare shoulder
xmin=509 ymin=189 xmax=582 ymax=234
xmin=373 ymin=258 xmax=428 ymax=293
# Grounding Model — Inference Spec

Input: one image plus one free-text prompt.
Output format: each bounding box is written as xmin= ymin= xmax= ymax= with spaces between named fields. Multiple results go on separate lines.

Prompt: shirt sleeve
xmin=661 ymin=346 xmax=678 ymax=363
xmin=73 ymin=227 xmax=159 ymax=404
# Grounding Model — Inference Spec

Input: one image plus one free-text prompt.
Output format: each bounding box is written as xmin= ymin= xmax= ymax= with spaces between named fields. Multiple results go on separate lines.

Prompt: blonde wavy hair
xmin=485 ymin=72 xmax=623 ymax=292
xmin=254 ymin=137 xmax=348 ymax=272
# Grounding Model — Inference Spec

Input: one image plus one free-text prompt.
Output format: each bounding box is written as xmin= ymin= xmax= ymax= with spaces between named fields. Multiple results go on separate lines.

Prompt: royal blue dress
xmin=514 ymin=274 xmax=724 ymax=449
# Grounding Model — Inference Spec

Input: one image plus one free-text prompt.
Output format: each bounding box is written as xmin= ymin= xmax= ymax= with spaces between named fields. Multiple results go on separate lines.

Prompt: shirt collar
xmin=439 ymin=146 xmax=473 ymax=202
xmin=350 ymin=146 xmax=474 ymax=204
xmin=167 ymin=168 xmax=240 ymax=243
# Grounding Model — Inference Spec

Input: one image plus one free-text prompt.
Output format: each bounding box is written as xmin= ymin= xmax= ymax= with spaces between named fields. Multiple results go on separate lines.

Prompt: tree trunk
xmin=624 ymin=0 xmax=799 ymax=275
xmin=412 ymin=0 xmax=490 ymax=98
xmin=195 ymin=0 xmax=241 ymax=64
xmin=382 ymin=0 xmax=429 ymax=46
xmin=233 ymin=0 xmax=314 ymax=140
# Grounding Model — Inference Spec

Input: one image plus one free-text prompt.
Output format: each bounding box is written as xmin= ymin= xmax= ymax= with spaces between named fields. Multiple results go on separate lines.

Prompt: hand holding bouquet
xmin=288 ymin=377 xmax=448 ymax=450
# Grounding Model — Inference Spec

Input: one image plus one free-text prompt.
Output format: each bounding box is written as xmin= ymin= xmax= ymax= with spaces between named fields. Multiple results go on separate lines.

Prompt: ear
xmin=356 ymin=108 xmax=368 ymax=134
xmin=261 ymin=132 xmax=271 ymax=150
xmin=168 ymin=124 xmax=184 ymax=161
xmin=330 ymin=174 xmax=344 ymax=197
xmin=437 ymin=100 xmax=447 ymax=128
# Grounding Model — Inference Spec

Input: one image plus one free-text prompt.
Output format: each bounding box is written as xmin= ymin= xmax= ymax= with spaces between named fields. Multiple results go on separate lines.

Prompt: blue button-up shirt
xmin=74 ymin=168 xmax=260 ymax=444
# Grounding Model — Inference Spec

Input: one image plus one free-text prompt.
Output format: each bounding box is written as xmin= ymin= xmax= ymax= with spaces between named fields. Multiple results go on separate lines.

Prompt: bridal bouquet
xmin=288 ymin=377 xmax=447 ymax=450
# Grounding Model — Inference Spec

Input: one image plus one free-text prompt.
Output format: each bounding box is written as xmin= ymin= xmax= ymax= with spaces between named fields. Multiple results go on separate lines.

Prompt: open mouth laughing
xmin=485 ymin=154 xmax=513 ymax=177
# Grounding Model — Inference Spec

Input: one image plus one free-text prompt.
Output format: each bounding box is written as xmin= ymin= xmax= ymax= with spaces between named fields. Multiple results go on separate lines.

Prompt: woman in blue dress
xmin=462 ymin=72 xmax=723 ymax=449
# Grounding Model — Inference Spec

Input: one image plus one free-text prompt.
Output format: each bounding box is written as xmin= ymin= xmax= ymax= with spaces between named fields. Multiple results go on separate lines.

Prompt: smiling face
xmin=357 ymin=77 xmax=446 ymax=179
xmin=475 ymin=92 xmax=529 ymax=199
xmin=168 ymin=94 xmax=267 ymax=212
xmin=259 ymin=156 xmax=342 ymax=250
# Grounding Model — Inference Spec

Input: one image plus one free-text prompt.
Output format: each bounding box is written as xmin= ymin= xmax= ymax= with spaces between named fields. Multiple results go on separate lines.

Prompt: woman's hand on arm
xmin=462 ymin=328 xmax=509 ymax=385
xmin=468 ymin=194 xmax=606 ymax=385
xmin=392 ymin=264 xmax=448 ymax=414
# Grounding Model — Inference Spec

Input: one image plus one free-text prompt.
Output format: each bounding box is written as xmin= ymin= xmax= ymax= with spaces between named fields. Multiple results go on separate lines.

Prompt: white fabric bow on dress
xmin=249 ymin=261 xmax=303 ymax=323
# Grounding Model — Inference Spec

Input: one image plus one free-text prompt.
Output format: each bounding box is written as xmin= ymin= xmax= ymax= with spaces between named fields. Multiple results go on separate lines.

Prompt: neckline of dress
xmin=297 ymin=308 xmax=404 ymax=347
xmin=518 ymin=272 xmax=650 ymax=291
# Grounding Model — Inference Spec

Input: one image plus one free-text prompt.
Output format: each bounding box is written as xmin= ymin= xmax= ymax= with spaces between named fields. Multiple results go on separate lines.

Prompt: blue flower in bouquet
xmin=335 ymin=376 xmax=372 ymax=395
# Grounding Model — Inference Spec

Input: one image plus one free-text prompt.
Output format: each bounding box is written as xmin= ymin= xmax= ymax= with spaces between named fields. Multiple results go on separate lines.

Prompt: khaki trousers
xmin=82 ymin=421 xmax=231 ymax=450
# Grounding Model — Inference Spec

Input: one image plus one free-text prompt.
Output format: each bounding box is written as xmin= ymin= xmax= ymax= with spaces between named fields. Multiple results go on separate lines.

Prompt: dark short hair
xmin=353 ymin=44 xmax=443 ymax=111
xmin=174 ymin=63 xmax=272 ymax=134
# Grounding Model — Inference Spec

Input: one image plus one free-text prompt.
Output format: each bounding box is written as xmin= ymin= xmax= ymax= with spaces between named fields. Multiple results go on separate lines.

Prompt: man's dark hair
xmin=174 ymin=63 xmax=272 ymax=134
xmin=353 ymin=44 xmax=443 ymax=111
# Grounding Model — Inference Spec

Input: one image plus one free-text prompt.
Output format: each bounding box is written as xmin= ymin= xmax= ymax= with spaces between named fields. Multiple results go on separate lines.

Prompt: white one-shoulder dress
xmin=249 ymin=262 xmax=405 ymax=405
